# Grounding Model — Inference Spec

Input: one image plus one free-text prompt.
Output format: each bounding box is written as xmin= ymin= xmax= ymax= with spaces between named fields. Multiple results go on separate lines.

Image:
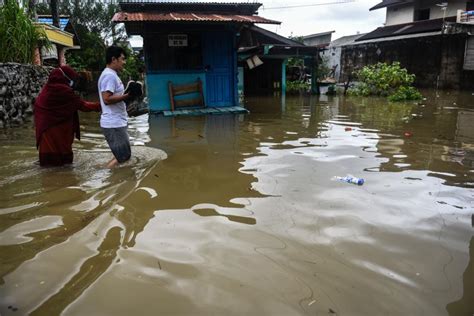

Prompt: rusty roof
xmin=119 ymin=2 xmax=262 ymax=15
xmin=112 ymin=11 xmax=280 ymax=24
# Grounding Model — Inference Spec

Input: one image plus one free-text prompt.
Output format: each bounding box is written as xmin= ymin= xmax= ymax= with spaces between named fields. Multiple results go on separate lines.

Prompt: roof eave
xmin=369 ymin=0 xmax=411 ymax=11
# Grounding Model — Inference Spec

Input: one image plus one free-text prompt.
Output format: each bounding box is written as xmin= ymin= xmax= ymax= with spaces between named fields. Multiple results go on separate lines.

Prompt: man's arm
xmin=101 ymin=91 xmax=129 ymax=105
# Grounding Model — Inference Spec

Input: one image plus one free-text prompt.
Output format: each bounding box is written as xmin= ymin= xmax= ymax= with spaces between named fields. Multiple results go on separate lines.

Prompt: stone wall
xmin=0 ymin=63 xmax=50 ymax=128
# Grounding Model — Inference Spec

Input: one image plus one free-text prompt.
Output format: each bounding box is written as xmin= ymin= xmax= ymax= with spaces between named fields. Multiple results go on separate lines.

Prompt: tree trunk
xmin=51 ymin=0 xmax=60 ymax=28
xmin=28 ymin=0 xmax=38 ymax=21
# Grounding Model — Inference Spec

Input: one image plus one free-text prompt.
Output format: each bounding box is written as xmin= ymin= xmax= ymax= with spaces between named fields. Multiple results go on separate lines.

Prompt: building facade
xmin=113 ymin=2 xmax=279 ymax=112
xmin=340 ymin=0 xmax=474 ymax=89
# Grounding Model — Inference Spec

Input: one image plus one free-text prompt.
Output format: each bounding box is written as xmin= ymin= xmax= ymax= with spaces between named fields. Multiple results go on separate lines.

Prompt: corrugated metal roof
xmin=119 ymin=1 xmax=261 ymax=5
xmin=119 ymin=2 xmax=262 ymax=15
xmin=355 ymin=16 xmax=456 ymax=42
xmin=329 ymin=33 xmax=366 ymax=47
xmin=112 ymin=11 xmax=280 ymax=24
xmin=302 ymin=30 xmax=335 ymax=39
xmin=37 ymin=16 xmax=70 ymax=31
xmin=249 ymin=25 xmax=304 ymax=46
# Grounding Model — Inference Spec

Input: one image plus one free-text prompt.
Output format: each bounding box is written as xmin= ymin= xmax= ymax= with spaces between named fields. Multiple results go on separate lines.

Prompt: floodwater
xmin=0 ymin=91 xmax=473 ymax=315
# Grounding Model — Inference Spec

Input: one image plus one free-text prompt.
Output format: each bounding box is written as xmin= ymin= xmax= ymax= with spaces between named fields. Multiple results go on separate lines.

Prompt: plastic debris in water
xmin=404 ymin=131 xmax=413 ymax=137
xmin=333 ymin=175 xmax=364 ymax=185
xmin=344 ymin=127 xmax=352 ymax=131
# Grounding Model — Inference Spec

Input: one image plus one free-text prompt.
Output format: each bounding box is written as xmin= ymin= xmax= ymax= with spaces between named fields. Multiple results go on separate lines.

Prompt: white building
xmin=374 ymin=0 xmax=474 ymax=26
xmin=321 ymin=33 xmax=366 ymax=82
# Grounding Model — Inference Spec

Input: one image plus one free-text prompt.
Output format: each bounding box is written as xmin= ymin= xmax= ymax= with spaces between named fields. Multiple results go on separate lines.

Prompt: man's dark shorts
xmin=102 ymin=127 xmax=131 ymax=163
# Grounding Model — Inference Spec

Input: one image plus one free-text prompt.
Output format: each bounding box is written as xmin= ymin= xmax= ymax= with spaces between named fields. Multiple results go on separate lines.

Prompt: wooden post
xmin=310 ymin=56 xmax=320 ymax=95
xmin=168 ymin=81 xmax=175 ymax=111
xmin=198 ymin=78 xmax=204 ymax=107
xmin=281 ymin=58 xmax=287 ymax=95
xmin=58 ymin=46 xmax=66 ymax=65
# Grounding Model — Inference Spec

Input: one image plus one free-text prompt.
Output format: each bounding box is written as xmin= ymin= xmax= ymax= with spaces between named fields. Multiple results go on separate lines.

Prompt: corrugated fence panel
xmin=463 ymin=36 xmax=474 ymax=70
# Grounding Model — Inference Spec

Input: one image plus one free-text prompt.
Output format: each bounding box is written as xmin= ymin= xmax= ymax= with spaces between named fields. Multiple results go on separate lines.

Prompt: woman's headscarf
xmin=34 ymin=65 xmax=84 ymax=148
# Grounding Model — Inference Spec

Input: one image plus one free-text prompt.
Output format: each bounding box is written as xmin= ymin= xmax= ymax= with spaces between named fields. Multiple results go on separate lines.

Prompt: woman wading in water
xmin=34 ymin=65 xmax=100 ymax=166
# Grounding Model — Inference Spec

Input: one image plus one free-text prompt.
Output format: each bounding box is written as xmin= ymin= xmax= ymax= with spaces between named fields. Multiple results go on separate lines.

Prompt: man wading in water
xmin=98 ymin=46 xmax=131 ymax=168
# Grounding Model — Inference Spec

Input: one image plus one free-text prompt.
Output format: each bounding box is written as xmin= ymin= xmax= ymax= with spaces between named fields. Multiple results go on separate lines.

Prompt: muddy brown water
xmin=0 ymin=91 xmax=473 ymax=315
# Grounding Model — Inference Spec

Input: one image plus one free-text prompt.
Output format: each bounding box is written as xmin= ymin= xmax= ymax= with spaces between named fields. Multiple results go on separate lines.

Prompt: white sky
xmin=128 ymin=0 xmax=386 ymax=46
xmin=258 ymin=0 xmax=385 ymax=38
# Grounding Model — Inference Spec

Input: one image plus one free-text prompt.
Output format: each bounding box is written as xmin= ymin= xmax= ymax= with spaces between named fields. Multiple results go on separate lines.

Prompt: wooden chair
xmin=168 ymin=78 xmax=205 ymax=111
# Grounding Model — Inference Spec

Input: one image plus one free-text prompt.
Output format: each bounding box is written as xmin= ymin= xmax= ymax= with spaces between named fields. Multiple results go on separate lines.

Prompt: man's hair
xmin=105 ymin=46 xmax=127 ymax=64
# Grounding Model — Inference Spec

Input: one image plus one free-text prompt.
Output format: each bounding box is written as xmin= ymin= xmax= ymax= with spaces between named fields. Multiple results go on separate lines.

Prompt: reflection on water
xmin=446 ymin=237 xmax=474 ymax=316
xmin=0 ymin=90 xmax=473 ymax=315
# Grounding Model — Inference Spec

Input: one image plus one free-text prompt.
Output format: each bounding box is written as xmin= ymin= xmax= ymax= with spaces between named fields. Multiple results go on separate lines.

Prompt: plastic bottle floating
xmin=334 ymin=175 xmax=364 ymax=185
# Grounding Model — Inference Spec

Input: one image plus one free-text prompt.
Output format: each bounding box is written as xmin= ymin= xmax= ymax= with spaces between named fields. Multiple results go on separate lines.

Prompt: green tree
xmin=119 ymin=46 xmax=144 ymax=82
xmin=287 ymin=35 xmax=304 ymax=68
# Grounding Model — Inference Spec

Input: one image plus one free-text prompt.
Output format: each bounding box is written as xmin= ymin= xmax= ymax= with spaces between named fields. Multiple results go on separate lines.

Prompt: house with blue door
xmin=113 ymin=1 xmax=280 ymax=112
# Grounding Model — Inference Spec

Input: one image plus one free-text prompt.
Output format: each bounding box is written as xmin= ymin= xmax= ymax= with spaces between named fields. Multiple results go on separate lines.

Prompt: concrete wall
xmin=418 ymin=0 xmax=467 ymax=19
xmin=321 ymin=46 xmax=342 ymax=81
xmin=386 ymin=4 xmax=414 ymax=25
xmin=340 ymin=34 xmax=474 ymax=89
xmin=385 ymin=0 xmax=468 ymax=26
xmin=303 ymin=34 xmax=333 ymax=46
xmin=0 ymin=63 xmax=50 ymax=127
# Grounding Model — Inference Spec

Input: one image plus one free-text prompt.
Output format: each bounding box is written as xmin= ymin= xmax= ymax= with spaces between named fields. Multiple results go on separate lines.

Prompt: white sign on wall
xmin=168 ymin=34 xmax=188 ymax=47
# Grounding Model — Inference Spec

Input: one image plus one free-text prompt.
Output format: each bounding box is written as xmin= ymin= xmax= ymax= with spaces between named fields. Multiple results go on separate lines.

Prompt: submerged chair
xmin=168 ymin=78 xmax=205 ymax=111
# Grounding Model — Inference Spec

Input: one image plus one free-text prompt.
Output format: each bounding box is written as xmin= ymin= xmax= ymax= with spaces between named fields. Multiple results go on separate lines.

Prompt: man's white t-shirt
xmin=98 ymin=67 xmax=128 ymax=128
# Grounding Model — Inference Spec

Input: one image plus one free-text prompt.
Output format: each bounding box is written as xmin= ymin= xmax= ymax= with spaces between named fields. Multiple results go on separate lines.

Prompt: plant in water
xmin=286 ymin=80 xmax=310 ymax=93
xmin=0 ymin=1 xmax=48 ymax=64
xmin=349 ymin=62 xmax=422 ymax=101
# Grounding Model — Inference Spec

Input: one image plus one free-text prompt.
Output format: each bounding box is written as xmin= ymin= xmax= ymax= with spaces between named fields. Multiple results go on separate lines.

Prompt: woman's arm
xmin=78 ymin=101 xmax=101 ymax=112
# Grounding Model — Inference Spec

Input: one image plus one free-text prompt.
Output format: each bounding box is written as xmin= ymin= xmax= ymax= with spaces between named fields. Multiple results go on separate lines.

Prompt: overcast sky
xmin=257 ymin=0 xmax=385 ymax=39
xmin=129 ymin=0 xmax=386 ymax=46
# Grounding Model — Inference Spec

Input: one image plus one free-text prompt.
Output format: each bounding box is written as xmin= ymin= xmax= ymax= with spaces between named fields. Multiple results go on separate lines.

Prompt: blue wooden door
xmin=203 ymin=32 xmax=234 ymax=107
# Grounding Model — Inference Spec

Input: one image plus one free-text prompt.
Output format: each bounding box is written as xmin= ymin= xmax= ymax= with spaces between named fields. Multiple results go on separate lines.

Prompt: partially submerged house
xmin=113 ymin=1 xmax=281 ymax=112
xmin=340 ymin=0 xmax=474 ymax=89
xmin=237 ymin=25 xmax=322 ymax=95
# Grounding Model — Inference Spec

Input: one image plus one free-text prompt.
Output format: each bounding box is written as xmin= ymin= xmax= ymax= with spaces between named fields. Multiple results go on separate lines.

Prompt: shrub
xmin=349 ymin=62 xmax=422 ymax=101
xmin=387 ymin=86 xmax=423 ymax=102
xmin=0 ymin=1 xmax=48 ymax=64
xmin=286 ymin=80 xmax=309 ymax=93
